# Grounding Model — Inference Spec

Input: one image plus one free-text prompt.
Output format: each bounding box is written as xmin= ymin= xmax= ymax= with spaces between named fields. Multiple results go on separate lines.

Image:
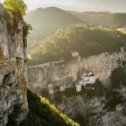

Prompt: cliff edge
xmin=0 ymin=4 xmax=28 ymax=126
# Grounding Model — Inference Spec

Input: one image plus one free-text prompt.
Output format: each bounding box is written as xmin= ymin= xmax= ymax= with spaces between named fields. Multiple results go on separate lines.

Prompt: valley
xmin=25 ymin=6 xmax=126 ymax=126
xmin=28 ymin=48 xmax=126 ymax=126
xmin=0 ymin=1 xmax=126 ymax=125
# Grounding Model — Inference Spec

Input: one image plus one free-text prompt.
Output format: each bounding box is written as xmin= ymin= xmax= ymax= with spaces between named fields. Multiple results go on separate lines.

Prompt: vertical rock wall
xmin=28 ymin=52 xmax=121 ymax=93
xmin=0 ymin=5 xmax=28 ymax=126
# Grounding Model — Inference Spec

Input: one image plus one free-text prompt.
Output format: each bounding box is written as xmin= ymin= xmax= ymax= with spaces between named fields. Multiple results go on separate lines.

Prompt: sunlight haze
xmin=24 ymin=0 xmax=126 ymax=12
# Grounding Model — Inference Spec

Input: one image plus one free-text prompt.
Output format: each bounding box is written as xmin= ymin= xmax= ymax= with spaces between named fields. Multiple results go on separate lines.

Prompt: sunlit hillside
xmin=29 ymin=24 xmax=126 ymax=65
xmin=25 ymin=8 xmax=126 ymax=51
xmin=25 ymin=7 xmax=83 ymax=49
xmin=118 ymin=28 xmax=126 ymax=34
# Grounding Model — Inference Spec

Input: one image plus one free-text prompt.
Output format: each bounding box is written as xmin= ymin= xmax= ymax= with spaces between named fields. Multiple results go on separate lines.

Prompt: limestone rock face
xmin=28 ymin=52 xmax=121 ymax=93
xmin=28 ymin=47 xmax=126 ymax=126
xmin=0 ymin=6 xmax=28 ymax=126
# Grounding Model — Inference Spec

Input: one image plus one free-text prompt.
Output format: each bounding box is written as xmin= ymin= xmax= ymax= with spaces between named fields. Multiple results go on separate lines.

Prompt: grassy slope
xmin=20 ymin=90 xmax=80 ymax=126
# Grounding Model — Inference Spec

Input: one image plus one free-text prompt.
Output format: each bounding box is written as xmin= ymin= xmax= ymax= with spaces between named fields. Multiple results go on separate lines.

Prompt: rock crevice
xmin=0 ymin=5 xmax=28 ymax=126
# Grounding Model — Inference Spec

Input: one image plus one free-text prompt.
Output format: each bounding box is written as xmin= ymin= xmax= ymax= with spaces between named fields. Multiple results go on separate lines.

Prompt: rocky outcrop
xmin=28 ymin=52 xmax=126 ymax=126
xmin=28 ymin=48 xmax=126 ymax=126
xmin=58 ymin=94 xmax=126 ymax=126
xmin=28 ymin=52 xmax=122 ymax=94
xmin=0 ymin=5 xmax=28 ymax=126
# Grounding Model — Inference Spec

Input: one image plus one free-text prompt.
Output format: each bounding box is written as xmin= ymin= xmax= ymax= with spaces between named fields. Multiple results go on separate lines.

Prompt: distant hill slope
xmin=69 ymin=11 xmax=126 ymax=27
xmin=25 ymin=7 xmax=83 ymax=49
xmin=29 ymin=24 xmax=126 ymax=65
xmin=20 ymin=90 xmax=80 ymax=126
xmin=26 ymin=7 xmax=82 ymax=25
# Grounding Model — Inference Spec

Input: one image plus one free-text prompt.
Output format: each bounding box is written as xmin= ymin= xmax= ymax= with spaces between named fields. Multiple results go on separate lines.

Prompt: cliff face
xmin=28 ymin=52 xmax=122 ymax=93
xmin=28 ymin=50 xmax=126 ymax=126
xmin=0 ymin=5 xmax=28 ymax=126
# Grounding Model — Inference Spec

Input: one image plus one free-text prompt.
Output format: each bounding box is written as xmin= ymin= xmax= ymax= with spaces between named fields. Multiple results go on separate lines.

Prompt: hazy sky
xmin=25 ymin=0 xmax=126 ymax=12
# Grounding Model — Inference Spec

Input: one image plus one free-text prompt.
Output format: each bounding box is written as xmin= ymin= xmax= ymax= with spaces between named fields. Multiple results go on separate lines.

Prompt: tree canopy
xmin=4 ymin=0 xmax=27 ymax=15
xmin=29 ymin=24 xmax=126 ymax=65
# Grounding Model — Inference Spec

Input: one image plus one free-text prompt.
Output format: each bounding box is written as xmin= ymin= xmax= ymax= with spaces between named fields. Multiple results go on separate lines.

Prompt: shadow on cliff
xmin=19 ymin=90 xmax=80 ymax=126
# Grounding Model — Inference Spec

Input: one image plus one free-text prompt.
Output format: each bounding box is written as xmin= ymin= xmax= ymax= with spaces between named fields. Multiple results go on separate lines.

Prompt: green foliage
xmin=23 ymin=22 xmax=32 ymax=37
xmin=4 ymin=0 xmax=27 ymax=15
xmin=3 ymin=1 xmax=31 ymax=37
xmin=20 ymin=90 xmax=80 ymax=126
xmin=29 ymin=25 xmax=126 ymax=65
xmin=25 ymin=7 xmax=82 ymax=50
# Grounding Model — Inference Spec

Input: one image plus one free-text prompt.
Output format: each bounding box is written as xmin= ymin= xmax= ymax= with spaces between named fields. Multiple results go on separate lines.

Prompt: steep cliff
xmin=28 ymin=52 xmax=122 ymax=93
xmin=0 ymin=5 xmax=28 ymax=126
xmin=28 ymin=50 xmax=126 ymax=126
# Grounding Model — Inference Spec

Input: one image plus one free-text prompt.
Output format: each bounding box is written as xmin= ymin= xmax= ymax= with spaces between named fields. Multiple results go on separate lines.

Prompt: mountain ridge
xmin=69 ymin=11 xmax=126 ymax=27
xmin=25 ymin=7 xmax=84 ymax=49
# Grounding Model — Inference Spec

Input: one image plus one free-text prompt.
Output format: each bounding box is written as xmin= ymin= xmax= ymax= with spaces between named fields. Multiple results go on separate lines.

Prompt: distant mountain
xmin=69 ymin=11 xmax=126 ymax=27
xmin=29 ymin=24 xmax=126 ymax=65
xmin=25 ymin=7 xmax=126 ymax=51
xmin=26 ymin=7 xmax=82 ymax=25
xmin=25 ymin=7 xmax=83 ymax=49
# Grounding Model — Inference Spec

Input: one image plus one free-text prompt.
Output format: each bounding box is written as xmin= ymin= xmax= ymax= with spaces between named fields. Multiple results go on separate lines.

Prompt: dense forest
xmin=29 ymin=24 xmax=126 ymax=65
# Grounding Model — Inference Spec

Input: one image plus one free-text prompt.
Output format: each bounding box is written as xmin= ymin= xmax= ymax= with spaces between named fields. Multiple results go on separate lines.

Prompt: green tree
xmin=4 ymin=0 xmax=27 ymax=15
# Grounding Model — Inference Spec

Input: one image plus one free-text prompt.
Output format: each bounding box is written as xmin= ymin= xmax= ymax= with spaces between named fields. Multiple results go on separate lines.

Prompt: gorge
xmin=28 ymin=48 xmax=126 ymax=126
xmin=1 ymin=1 xmax=126 ymax=126
xmin=0 ymin=3 xmax=80 ymax=126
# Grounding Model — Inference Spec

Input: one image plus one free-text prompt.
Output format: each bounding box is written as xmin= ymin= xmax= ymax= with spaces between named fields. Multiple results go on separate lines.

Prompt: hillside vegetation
xmin=29 ymin=24 xmax=126 ymax=65
xmin=20 ymin=90 xmax=80 ymax=126
xmin=25 ymin=7 xmax=83 ymax=49
xmin=25 ymin=8 xmax=126 ymax=51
